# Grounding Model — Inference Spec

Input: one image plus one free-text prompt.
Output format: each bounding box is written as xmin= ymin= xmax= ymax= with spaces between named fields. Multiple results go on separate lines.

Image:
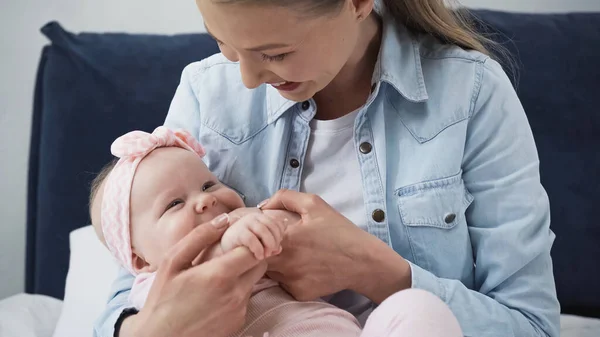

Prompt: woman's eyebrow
xmin=203 ymin=23 xmax=291 ymax=52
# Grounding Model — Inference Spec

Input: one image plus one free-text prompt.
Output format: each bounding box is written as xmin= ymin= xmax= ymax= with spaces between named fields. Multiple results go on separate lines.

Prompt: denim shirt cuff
xmin=408 ymin=261 xmax=447 ymax=303
xmin=94 ymin=305 xmax=129 ymax=337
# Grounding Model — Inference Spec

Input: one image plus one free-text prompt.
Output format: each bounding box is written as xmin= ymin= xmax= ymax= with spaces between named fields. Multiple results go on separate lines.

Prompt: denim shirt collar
xmin=265 ymin=15 xmax=429 ymax=121
xmin=375 ymin=16 xmax=429 ymax=102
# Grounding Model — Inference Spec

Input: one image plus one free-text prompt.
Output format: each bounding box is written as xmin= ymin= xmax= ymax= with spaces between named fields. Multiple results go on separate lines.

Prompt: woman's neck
xmin=314 ymin=14 xmax=382 ymax=121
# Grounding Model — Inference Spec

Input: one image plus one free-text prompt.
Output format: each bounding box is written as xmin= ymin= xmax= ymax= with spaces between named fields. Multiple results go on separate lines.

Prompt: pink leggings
xmin=360 ymin=289 xmax=462 ymax=337
xmin=241 ymin=287 xmax=462 ymax=337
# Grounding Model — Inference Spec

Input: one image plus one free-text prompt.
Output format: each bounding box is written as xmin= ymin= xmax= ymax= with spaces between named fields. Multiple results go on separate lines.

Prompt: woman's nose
xmin=240 ymin=59 xmax=265 ymax=89
xmin=194 ymin=194 xmax=217 ymax=213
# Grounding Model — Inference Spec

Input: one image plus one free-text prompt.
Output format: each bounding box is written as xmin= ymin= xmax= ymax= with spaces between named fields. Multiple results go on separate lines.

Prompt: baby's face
xmin=129 ymin=147 xmax=245 ymax=272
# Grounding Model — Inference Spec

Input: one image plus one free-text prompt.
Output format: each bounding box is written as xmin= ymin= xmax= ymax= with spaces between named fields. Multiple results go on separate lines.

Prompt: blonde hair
xmin=213 ymin=0 xmax=501 ymax=58
xmin=383 ymin=0 xmax=495 ymax=55
xmin=89 ymin=159 xmax=118 ymax=214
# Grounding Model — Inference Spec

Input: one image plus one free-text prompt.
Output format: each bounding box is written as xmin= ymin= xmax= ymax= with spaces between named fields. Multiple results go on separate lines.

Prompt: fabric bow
xmin=111 ymin=126 xmax=205 ymax=159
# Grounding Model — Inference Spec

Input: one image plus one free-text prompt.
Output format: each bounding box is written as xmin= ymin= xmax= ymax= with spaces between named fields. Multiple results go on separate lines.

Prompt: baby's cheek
xmin=171 ymin=212 xmax=198 ymax=237
xmin=163 ymin=226 xmax=188 ymax=247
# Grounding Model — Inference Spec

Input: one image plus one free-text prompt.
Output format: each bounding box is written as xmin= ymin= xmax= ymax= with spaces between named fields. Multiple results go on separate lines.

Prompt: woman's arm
xmin=407 ymin=58 xmax=559 ymax=337
xmin=355 ymin=58 xmax=560 ymax=337
xmin=164 ymin=62 xmax=203 ymax=133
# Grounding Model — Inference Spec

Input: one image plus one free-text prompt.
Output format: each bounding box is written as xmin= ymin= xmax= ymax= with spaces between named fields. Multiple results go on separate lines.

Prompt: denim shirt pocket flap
xmin=386 ymin=90 xmax=471 ymax=144
xmin=396 ymin=173 xmax=474 ymax=229
xmin=202 ymin=112 xmax=269 ymax=145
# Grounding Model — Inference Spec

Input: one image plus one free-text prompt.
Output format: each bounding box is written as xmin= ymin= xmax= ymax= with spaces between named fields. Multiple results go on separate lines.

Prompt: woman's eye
xmin=261 ymin=53 xmax=289 ymax=62
xmin=211 ymin=36 xmax=225 ymax=46
xmin=202 ymin=181 xmax=217 ymax=191
xmin=166 ymin=199 xmax=183 ymax=211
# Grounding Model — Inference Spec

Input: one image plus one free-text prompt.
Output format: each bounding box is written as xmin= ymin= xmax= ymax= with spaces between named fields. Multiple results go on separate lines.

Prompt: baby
xmin=91 ymin=126 xmax=465 ymax=337
xmin=90 ymin=126 xmax=364 ymax=337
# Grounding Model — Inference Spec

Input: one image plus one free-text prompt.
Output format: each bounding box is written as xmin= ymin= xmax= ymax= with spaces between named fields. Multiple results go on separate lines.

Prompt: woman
xmin=94 ymin=0 xmax=560 ymax=336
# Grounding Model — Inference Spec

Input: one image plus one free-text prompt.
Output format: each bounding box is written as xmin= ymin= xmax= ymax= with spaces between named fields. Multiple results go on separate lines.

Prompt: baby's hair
xmin=89 ymin=158 xmax=118 ymax=245
xmin=89 ymin=158 xmax=118 ymax=214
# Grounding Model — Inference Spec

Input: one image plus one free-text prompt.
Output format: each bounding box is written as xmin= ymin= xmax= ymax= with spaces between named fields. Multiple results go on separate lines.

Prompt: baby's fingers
xmin=240 ymin=228 xmax=265 ymax=260
xmin=249 ymin=217 xmax=279 ymax=257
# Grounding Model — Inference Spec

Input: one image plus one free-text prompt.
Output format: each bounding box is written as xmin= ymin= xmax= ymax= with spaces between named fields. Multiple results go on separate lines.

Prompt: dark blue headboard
xmin=26 ymin=21 xmax=220 ymax=299
xmin=26 ymin=11 xmax=600 ymax=318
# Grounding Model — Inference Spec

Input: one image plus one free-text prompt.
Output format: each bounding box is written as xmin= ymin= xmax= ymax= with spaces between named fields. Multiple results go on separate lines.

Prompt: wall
xmin=0 ymin=0 xmax=599 ymax=300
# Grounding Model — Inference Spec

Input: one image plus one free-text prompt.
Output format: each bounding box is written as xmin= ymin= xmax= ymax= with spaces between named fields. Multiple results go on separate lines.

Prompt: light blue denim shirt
xmin=94 ymin=16 xmax=560 ymax=337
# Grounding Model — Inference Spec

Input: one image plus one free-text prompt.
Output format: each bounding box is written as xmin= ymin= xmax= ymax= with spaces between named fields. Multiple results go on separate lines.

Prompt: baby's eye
xmin=202 ymin=181 xmax=217 ymax=192
xmin=166 ymin=199 xmax=184 ymax=211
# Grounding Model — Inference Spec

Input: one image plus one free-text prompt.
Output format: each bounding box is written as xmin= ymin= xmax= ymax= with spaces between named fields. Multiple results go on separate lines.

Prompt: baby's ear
xmin=132 ymin=252 xmax=154 ymax=274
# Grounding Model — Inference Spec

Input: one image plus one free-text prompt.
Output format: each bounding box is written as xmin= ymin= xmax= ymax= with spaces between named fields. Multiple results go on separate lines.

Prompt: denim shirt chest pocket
xmin=396 ymin=172 xmax=475 ymax=278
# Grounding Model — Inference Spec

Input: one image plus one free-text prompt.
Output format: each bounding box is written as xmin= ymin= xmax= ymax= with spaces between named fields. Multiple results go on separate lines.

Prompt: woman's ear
xmin=353 ymin=0 xmax=375 ymax=21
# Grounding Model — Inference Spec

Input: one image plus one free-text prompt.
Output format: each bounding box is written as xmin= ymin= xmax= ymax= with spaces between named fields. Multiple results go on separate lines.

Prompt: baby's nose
xmin=195 ymin=195 xmax=217 ymax=213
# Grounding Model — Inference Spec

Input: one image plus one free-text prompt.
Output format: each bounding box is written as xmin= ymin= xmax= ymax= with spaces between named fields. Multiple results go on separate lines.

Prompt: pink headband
xmin=101 ymin=126 xmax=205 ymax=274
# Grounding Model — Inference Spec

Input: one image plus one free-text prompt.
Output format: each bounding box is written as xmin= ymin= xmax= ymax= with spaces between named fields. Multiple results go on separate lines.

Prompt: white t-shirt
xmin=300 ymin=109 xmax=372 ymax=324
xmin=300 ymin=109 xmax=367 ymax=230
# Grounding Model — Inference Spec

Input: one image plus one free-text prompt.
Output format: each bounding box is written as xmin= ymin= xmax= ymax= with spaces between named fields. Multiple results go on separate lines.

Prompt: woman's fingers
xmin=259 ymin=189 xmax=323 ymax=215
xmin=161 ymin=215 xmax=229 ymax=275
xmin=239 ymin=259 xmax=268 ymax=289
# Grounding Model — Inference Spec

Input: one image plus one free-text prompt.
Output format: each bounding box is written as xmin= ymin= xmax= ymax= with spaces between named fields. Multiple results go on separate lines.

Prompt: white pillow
xmin=52 ymin=225 xmax=121 ymax=337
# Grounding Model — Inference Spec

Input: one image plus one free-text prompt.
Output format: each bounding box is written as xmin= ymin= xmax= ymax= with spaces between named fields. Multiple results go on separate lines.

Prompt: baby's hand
xmin=220 ymin=212 xmax=288 ymax=260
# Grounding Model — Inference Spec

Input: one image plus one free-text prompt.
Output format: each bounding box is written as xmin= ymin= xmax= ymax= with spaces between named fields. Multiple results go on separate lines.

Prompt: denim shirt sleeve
xmin=93 ymin=268 xmax=135 ymax=337
xmin=92 ymin=64 xmax=201 ymax=337
xmin=163 ymin=63 xmax=203 ymax=135
xmin=409 ymin=59 xmax=560 ymax=337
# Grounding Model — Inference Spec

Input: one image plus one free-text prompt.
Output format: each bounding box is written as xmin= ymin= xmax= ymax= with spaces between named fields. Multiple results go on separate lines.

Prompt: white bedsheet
xmin=2 ymin=293 xmax=600 ymax=337
xmin=0 ymin=293 xmax=62 ymax=337
xmin=561 ymin=314 xmax=600 ymax=337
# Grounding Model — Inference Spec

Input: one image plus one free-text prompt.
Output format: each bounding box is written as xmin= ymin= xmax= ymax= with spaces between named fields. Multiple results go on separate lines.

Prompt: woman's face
xmin=196 ymin=0 xmax=367 ymax=102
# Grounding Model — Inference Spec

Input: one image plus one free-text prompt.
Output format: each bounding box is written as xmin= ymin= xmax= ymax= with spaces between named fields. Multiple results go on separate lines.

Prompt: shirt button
xmin=444 ymin=213 xmax=456 ymax=224
xmin=372 ymin=209 xmax=385 ymax=223
xmin=301 ymin=101 xmax=310 ymax=110
xmin=289 ymin=158 xmax=300 ymax=168
xmin=359 ymin=142 xmax=372 ymax=154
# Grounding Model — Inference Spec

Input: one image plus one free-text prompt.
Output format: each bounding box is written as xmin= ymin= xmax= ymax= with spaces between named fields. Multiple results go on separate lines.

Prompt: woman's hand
xmin=120 ymin=216 xmax=267 ymax=337
xmin=261 ymin=189 xmax=412 ymax=304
